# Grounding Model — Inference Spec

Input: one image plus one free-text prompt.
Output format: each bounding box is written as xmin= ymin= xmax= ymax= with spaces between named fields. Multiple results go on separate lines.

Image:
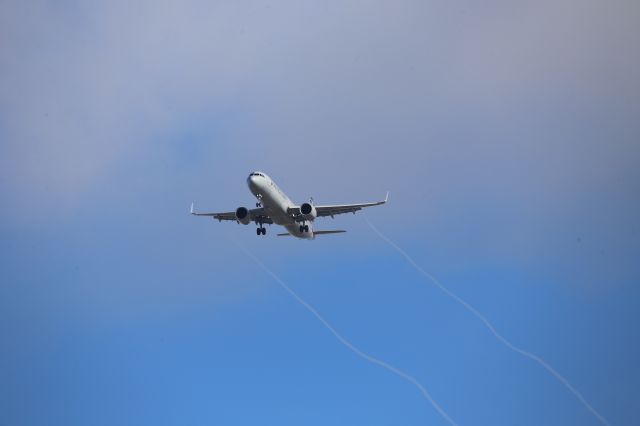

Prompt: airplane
xmin=191 ymin=171 xmax=388 ymax=239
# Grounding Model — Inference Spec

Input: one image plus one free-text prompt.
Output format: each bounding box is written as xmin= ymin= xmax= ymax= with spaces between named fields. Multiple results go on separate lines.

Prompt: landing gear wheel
xmin=299 ymin=225 xmax=304 ymax=233
xmin=261 ymin=227 xmax=266 ymax=235
xmin=304 ymin=225 xmax=309 ymax=232
xmin=256 ymin=228 xmax=261 ymax=236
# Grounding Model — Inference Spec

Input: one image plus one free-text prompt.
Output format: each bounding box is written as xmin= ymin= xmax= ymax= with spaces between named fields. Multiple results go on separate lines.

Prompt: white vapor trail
xmin=364 ymin=217 xmax=611 ymax=426
xmin=234 ymin=242 xmax=458 ymax=426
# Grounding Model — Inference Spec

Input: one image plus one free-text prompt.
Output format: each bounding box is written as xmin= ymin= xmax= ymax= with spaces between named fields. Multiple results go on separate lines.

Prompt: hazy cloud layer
xmin=0 ymin=0 xmax=638 ymax=303
xmin=1 ymin=0 xmax=638 ymax=215
xmin=2 ymin=0 xmax=638 ymax=296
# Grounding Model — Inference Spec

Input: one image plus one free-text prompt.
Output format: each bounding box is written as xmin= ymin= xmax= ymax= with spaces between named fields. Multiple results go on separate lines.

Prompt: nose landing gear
xmin=299 ymin=224 xmax=309 ymax=233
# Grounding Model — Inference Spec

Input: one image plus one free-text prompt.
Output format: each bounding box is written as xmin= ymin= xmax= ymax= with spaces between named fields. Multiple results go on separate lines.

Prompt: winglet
xmin=384 ymin=191 xmax=389 ymax=203
xmin=190 ymin=202 xmax=195 ymax=215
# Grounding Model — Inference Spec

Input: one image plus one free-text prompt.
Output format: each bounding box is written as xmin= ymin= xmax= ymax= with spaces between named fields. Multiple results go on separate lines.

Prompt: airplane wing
xmin=190 ymin=203 xmax=273 ymax=224
xmin=288 ymin=192 xmax=388 ymax=219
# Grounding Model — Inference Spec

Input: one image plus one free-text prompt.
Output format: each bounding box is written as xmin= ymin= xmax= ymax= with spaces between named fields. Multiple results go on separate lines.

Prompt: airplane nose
xmin=247 ymin=175 xmax=259 ymax=190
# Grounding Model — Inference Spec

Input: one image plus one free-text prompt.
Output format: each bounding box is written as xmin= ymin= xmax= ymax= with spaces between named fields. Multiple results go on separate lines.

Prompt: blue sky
xmin=1 ymin=0 xmax=639 ymax=425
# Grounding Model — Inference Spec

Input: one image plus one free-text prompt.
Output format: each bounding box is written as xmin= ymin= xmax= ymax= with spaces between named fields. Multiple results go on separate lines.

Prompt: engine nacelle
xmin=235 ymin=207 xmax=251 ymax=225
xmin=300 ymin=202 xmax=317 ymax=220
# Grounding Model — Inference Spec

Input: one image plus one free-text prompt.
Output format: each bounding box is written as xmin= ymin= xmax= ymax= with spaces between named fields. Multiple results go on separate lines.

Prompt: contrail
xmin=234 ymin=242 xmax=458 ymax=426
xmin=364 ymin=216 xmax=611 ymax=426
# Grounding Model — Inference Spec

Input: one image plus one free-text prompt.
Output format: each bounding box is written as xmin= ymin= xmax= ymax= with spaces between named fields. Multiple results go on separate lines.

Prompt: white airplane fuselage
xmin=247 ymin=172 xmax=314 ymax=239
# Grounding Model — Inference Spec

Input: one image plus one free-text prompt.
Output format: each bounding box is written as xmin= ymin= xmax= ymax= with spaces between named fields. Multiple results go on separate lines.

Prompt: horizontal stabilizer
xmin=278 ymin=230 xmax=346 ymax=237
xmin=314 ymin=230 xmax=346 ymax=235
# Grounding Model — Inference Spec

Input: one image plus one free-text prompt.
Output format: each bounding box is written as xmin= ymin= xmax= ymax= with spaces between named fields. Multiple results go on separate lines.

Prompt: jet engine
xmin=300 ymin=202 xmax=317 ymax=220
xmin=235 ymin=207 xmax=251 ymax=225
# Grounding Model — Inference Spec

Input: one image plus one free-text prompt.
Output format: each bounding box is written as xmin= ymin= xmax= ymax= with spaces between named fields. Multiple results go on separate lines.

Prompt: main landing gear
xmin=299 ymin=224 xmax=309 ymax=233
xmin=256 ymin=227 xmax=266 ymax=236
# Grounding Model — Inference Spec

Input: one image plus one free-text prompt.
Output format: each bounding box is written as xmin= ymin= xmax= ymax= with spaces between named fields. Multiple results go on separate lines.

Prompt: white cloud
xmin=0 ymin=0 xmax=638 ymax=226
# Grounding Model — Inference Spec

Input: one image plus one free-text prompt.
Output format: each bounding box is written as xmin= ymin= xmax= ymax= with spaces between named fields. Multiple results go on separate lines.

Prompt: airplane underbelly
xmin=260 ymin=186 xmax=313 ymax=239
xmin=262 ymin=193 xmax=292 ymax=225
xmin=285 ymin=223 xmax=314 ymax=239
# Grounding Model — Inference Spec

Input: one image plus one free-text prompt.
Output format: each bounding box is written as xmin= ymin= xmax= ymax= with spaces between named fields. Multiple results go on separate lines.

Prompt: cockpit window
xmin=250 ymin=172 xmax=265 ymax=177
